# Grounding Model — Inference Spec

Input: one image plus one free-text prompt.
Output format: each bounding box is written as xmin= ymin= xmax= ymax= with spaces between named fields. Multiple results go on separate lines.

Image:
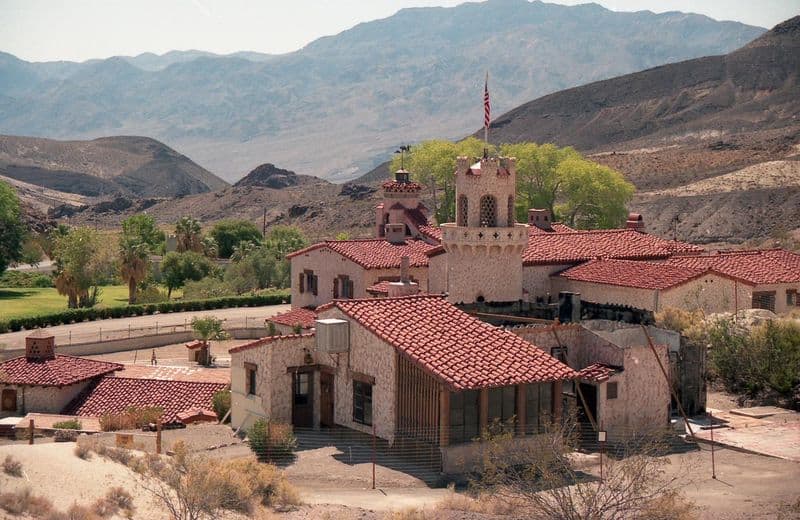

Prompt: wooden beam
xmin=479 ymin=388 xmax=489 ymax=436
xmin=516 ymin=384 xmax=526 ymax=436
xmin=439 ymin=388 xmax=450 ymax=447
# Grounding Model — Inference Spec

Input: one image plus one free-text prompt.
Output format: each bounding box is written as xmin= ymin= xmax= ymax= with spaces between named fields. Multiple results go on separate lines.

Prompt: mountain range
xmin=0 ymin=0 xmax=764 ymax=182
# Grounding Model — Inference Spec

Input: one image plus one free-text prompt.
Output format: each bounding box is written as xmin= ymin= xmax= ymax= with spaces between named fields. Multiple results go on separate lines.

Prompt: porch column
xmin=479 ymin=388 xmax=489 ymax=436
xmin=552 ymin=380 xmax=563 ymax=424
xmin=516 ymin=384 xmax=526 ymax=436
xmin=439 ymin=388 xmax=450 ymax=447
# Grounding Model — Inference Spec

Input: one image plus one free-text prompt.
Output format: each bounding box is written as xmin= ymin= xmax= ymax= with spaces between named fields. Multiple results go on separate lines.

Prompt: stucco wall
xmin=749 ymin=283 xmax=800 ymax=314
xmin=514 ymin=325 xmax=624 ymax=370
xmin=427 ymin=253 xmax=447 ymax=295
xmin=0 ymin=381 xmax=92 ymax=418
xmin=523 ymin=264 xmax=572 ymax=302
xmin=290 ymin=247 xmax=428 ymax=309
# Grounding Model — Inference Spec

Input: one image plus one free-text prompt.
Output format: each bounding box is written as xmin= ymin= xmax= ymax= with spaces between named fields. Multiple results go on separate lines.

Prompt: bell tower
xmin=440 ymin=155 xmax=528 ymax=304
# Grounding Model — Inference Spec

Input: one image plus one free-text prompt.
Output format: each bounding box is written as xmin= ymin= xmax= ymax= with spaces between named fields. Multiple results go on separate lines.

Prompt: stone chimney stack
xmin=528 ymin=208 xmax=553 ymax=231
xmin=385 ymin=223 xmax=407 ymax=244
xmin=400 ymin=255 xmax=410 ymax=282
xmin=25 ymin=331 xmax=56 ymax=361
xmin=387 ymin=255 xmax=419 ymax=297
xmin=625 ymin=213 xmax=645 ymax=232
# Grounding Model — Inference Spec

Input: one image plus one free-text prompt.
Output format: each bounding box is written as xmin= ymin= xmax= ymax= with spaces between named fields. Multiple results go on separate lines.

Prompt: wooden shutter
xmin=347 ymin=279 xmax=355 ymax=299
xmin=299 ymin=273 xmax=305 ymax=293
xmin=333 ymin=278 xmax=339 ymax=298
xmin=312 ymin=275 xmax=318 ymax=296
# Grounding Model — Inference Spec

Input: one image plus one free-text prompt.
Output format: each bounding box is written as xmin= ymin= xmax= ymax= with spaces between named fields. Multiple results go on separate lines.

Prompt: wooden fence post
xmin=156 ymin=418 xmax=162 ymax=454
xmin=28 ymin=419 xmax=34 ymax=444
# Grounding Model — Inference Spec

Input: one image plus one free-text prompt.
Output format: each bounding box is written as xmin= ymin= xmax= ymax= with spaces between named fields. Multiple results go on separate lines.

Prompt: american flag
xmin=484 ymin=72 xmax=491 ymax=130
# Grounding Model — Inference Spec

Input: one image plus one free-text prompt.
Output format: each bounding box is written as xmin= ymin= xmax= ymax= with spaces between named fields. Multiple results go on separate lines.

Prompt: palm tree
xmin=119 ymin=237 xmax=150 ymax=304
xmin=191 ymin=316 xmax=229 ymax=366
xmin=175 ymin=217 xmax=203 ymax=253
xmin=201 ymin=235 xmax=218 ymax=258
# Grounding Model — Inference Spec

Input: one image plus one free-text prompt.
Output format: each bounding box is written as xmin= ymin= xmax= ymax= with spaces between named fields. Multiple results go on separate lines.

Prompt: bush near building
xmin=247 ymin=419 xmax=298 ymax=462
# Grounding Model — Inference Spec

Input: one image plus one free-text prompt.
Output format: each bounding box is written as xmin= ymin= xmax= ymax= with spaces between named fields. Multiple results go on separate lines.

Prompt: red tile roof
xmin=0 ymin=355 xmax=122 ymax=387
xmin=418 ymin=225 xmax=442 ymax=242
xmin=323 ymin=295 xmax=576 ymax=390
xmin=577 ymin=363 xmax=619 ymax=382
xmin=63 ymin=377 xmax=227 ymax=424
xmin=269 ymin=308 xmax=318 ymax=329
xmin=557 ymin=258 xmax=711 ymax=290
xmin=228 ymin=333 xmax=315 ymax=354
xmin=366 ymin=281 xmax=393 ymax=295
xmin=382 ymin=180 xmax=422 ymax=192
xmin=287 ymin=238 xmax=437 ymax=269
xmin=528 ymin=222 xmax=576 ymax=235
xmin=523 ymin=229 xmax=703 ymax=266
xmin=667 ymin=249 xmax=800 ymax=285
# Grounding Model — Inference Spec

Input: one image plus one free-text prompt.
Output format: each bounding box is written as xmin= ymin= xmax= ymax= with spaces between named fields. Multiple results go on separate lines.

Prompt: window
xmin=294 ymin=372 xmax=310 ymax=406
xmin=507 ymin=196 xmax=515 ymax=227
xmin=449 ymin=390 xmax=480 ymax=444
xmin=337 ymin=275 xmax=354 ymax=299
xmin=479 ymin=195 xmax=497 ymax=227
xmin=457 ymin=195 xmax=469 ymax=227
xmin=245 ymin=363 xmax=257 ymax=395
xmin=607 ymin=382 xmax=618 ymax=400
xmin=752 ymin=291 xmax=776 ymax=312
xmin=353 ymin=380 xmax=373 ymax=425
xmin=298 ymin=272 xmax=305 ymax=293
xmin=1 ymin=389 xmax=17 ymax=412
xmin=550 ymin=346 xmax=568 ymax=364
xmin=302 ymin=270 xmax=317 ymax=296
xmin=488 ymin=386 xmax=516 ymax=428
xmin=787 ymin=289 xmax=798 ymax=307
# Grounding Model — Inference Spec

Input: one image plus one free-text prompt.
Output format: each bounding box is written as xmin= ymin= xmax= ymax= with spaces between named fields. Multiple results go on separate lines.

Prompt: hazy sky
xmin=2 ymin=0 xmax=798 ymax=62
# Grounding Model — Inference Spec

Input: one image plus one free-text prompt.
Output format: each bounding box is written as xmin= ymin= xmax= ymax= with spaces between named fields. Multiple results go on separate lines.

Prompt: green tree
xmin=161 ymin=251 xmax=216 ymax=298
xmin=201 ymin=235 xmax=218 ymax=258
xmin=224 ymin=245 xmax=285 ymax=294
xmin=390 ymin=137 xmax=494 ymax=223
xmin=191 ymin=316 xmax=229 ymax=366
xmin=0 ymin=181 xmax=24 ymax=275
xmin=557 ymin=158 xmax=634 ymax=228
xmin=121 ymin=214 xmax=165 ymax=252
xmin=19 ymin=235 xmax=44 ymax=267
xmin=52 ymin=227 xmax=110 ymax=308
xmin=334 ymin=232 xmax=350 ymax=241
xmin=500 ymin=142 xmax=582 ymax=219
xmin=175 ymin=216 xmax=203 ymax=253
xmin=264 ymin=226 xmax=308 ymax=258
xmin=119 ymin=237 xmax=150 ymax=305
xmin=209 ymin=219 xmax=263 ymax=259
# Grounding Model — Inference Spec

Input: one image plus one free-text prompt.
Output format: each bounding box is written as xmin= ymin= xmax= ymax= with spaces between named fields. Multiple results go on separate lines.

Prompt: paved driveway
xmin=0 ymin=303 xmax=291 ymax=350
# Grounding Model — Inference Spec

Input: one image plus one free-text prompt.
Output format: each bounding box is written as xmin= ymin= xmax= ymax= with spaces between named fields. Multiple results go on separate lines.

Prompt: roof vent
xmin=25 ymin=331 xmax=56 ymax=361
xmin=315 ymin=319 xmax=350 ymax=354
xmin=626 ymin=213 xmax=645 ymax=232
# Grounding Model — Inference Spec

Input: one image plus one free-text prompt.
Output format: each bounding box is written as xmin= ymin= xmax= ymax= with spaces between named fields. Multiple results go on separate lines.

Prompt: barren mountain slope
xmin=0 ymin=135 xmax=228 ymax=198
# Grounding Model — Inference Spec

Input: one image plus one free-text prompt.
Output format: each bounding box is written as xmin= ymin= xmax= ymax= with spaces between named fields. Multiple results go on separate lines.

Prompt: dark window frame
xmin=294 ymin=372 xmax=310 ymax=406
xmin=352 ymin=380 xmax=373 ymax=426
xmin=607 ymin=382 xmax=618 ymax=400
xmin=245 ymin=363 xmax=257 ymax=395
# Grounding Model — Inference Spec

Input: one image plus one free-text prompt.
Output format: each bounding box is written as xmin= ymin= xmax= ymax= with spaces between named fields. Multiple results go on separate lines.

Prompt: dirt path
xmin=0 ymin=303 xmax=290 ymax=351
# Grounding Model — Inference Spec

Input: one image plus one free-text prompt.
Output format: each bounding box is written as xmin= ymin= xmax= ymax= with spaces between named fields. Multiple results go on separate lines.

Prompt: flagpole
xmin=484 ymin=71 xmax=489 ymax=145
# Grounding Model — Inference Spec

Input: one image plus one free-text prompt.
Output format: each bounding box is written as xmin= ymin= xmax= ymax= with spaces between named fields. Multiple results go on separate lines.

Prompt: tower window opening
xmin=479 ymin=195 xmax=497 ymax=227
xmin=457 ymin=195 xmax=468 ymax=227
xmin=507 ymin=196 xmax=515 ymax=227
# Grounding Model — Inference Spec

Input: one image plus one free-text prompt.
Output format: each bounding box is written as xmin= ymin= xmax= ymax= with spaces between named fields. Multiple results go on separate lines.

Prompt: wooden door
xmin=291 ymin=372 xmax=313 ymax=428
xmin=1 ymin=389 xmax=17 ymax=412
xmin=320 ymin=372 xmax=335 ymax=428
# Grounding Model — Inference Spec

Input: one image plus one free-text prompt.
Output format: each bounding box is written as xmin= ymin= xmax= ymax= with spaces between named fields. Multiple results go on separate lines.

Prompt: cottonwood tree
xmin=209 ymin=219 xmax=262 ymax=259
xmin=121 ymin=214 xmax=165 ymax=252
xmin=0 ymin=180 xmax=24 ymax=275
xmin=264 ymin=225 xmax=308 ymax=258
xmin=557 ymin=158 xmax=634 ymax=229
xmin=161 ymin=251 xmax=215 ymax=298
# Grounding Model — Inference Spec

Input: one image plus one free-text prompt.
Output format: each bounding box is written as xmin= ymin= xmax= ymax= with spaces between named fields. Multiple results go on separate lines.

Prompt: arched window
xmin=479 ymin=195 xmax=497 ymax=227
xmin=507 ymin=196 xmax=515 ymax=227
xmin=457 ymin=195 xmax=468 ymax=227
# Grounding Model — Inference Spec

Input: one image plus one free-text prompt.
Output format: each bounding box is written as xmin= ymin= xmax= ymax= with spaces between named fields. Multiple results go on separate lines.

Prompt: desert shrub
xmin=212 ymin=390 xmax=231 ymax=422
xmin=104 ymin=487 xmax=135 ymax=516
xmin=54 ymin=429 xmax=79 ymax=442
xmin=182 ymin=276 xmax=235 ymax=300
xmin=2 ymin=454 xmax=23 ymax=477
xmin=135 ymin=284 xmax=168 ymax=304
xmin=706 ymin=318 xmax=800 ymax=401
xmin=64 ymin=503 xmax=102 ymax=520
xmin=655 ymin=307 xmax=704 ymax=334
xmin=91 ymin=497 xmax=118 ymax=518
xmin=74 ymin=440 xmax=93 ymax=459
xmin=53 ymin=419 xmax=82 ymax=430
xmin=0 ymin=488 xmax=54 ymax=516
xmin=247 ymin=419 xmax=297 ymax=462
xmin=99 ymin=406 xmax=164 ymax=432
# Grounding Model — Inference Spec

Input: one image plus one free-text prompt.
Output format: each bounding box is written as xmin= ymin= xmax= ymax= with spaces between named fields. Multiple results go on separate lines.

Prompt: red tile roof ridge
xmin=286 ymin=238 xmax=436 ymax=269
xmin=558 ymin=258 xmax=715 ymax=290
xmin=0 ymin=355 xmax=123 ymax=387
xmin=228 ymin=332 xmax=315 ymax=354
xmin=269 ymin=308 xmax=317 ymax=329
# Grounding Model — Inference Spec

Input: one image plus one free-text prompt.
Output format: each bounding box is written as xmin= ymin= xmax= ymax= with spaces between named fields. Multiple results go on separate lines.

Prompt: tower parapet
xmin=441 ymin=155 xmax=529 ymax=304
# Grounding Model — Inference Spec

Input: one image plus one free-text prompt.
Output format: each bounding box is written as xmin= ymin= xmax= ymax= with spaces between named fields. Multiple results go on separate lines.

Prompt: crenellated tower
xmin=440 ymin=155 xmax=528 ymax=304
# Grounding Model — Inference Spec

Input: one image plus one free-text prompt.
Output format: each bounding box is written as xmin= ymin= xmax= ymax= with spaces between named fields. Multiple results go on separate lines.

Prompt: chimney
xmin=626 ymin=213 xmax=645 ymax=232
xmin=528 ymin=208 xmax=553 ymax=231
xmin=400 ymin=255 xmax=410 ymax=282
xmin=25 ymin=331 xmax=56 ymax=361
xmin=385 ymin=223 xmax=407 ymax=244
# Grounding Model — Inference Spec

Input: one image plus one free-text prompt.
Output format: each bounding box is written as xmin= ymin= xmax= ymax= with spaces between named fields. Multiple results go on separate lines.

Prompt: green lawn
xmin=0 ymin=285 xmax=131 ymax=320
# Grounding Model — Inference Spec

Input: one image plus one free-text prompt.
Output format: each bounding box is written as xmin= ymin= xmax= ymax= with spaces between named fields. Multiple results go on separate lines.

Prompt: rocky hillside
xmin=0 ymin=0 xmax=763 ymax=182
xmin=233 ymin=163 xmax=318 ymax=189
xmin=0 ymin=135 xmax=228 ymax=199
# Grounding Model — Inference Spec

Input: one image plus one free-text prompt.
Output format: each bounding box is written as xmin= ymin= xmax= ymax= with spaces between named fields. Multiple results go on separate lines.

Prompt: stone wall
xmin=523 ymin=264 xmax=572 ymax=302
xmin=0 ymin=381 xmax=92 ymax=418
